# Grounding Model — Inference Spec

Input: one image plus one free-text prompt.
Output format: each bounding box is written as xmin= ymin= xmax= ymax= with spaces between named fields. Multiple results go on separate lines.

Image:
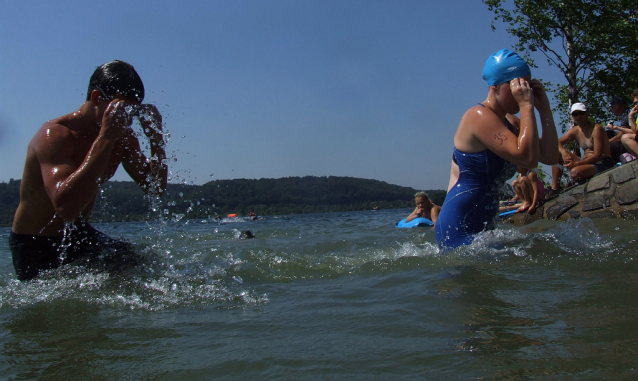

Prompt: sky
xmin=0 ymin=0 xmax=568 ymax=191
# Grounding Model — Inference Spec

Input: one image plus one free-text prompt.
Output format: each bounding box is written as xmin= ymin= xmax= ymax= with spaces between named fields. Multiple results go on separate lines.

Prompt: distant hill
xmin=0 ymin=177 xmax=446 ymax=226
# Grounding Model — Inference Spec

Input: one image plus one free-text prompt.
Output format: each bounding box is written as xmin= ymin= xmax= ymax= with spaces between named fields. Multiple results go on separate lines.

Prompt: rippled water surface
xmin=1 ymin=209 xmax=638 ymax=379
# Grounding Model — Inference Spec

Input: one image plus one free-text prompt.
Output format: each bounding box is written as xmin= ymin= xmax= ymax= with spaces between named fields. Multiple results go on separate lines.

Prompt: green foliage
xmin=0 ymin=177 xmax=447 ymax=225
xmin=0 ymin=179 xmax=21 ymax=226
xmin=95 ymin=176 xmax=446 ymax=222
xmin=484 ymin=0 xmax=638 ymax=131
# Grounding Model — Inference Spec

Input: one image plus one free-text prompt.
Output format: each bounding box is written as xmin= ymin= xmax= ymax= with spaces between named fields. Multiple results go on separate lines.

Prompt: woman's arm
xmin=530 ymin=80 xmax=559 ymax=165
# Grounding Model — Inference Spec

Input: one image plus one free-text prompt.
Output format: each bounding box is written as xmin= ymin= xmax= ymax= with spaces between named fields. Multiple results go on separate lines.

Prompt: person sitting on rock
xmin=552 ymin=103 xmax=613 ymax=188
xmin=512 ymin=168 xmax=545 ymax=213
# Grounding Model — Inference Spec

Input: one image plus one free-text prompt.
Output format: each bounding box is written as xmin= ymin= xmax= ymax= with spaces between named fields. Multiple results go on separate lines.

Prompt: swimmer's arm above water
xmin=458 ymin=78 xmax=538 ymax=169
xmin=405 ymin=207 xmax=422 ymax=223
xmin=122 ymin=104 xmax=167 ymax=195
xmin=40 ymin=101 xmax=131 ymax=222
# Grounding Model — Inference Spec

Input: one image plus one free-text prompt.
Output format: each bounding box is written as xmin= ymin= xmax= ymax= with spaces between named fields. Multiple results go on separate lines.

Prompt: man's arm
xmin=39 ymin=112 xmax=125 ymax=222
xmin=609 ymin=129 xmax=624 ymax=143
xmin=122 ymin=104 xmax=167 ymax=195
xmin=612 ymin=125 xmax=633 ymax=135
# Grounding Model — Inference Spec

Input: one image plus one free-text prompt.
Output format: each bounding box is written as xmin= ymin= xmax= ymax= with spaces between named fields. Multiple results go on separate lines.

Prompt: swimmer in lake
xmin=405 ymin=191 xmax=441 ymax=226
xmin=435 ymin=49 xmax=559 ymax=250
xmin=9 ymin=60 xmax=167 ymax=281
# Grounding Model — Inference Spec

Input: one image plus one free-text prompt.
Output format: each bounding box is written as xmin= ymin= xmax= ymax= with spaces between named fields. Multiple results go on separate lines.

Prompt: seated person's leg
xmin=621 ymin=134 xmax=638 ymax=157
xmin=516 ymin=176 xmax=533 ymax=212
xmin=570 ymin=164 xmax=597 ymax=182
xmin=528 ymin=171 xmax=545 ymax=213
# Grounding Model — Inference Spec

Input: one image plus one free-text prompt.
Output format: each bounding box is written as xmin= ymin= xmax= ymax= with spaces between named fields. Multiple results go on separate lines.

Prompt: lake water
xmin=1 ymin=209 xmax=637 ymax=379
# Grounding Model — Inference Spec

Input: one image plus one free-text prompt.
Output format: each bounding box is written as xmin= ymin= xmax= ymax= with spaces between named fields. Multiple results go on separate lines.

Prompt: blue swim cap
xmin=482 ymin=49 xmax=531 ymax=86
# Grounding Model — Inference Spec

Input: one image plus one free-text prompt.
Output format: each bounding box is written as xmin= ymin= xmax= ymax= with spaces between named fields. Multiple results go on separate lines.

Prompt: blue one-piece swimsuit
xmin=435 ymin=116 xmax=518 ymax=250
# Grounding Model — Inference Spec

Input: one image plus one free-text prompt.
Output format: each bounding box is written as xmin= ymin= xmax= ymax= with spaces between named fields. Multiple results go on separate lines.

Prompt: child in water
xmin=405 ymin=192 xmax=441 ymax=226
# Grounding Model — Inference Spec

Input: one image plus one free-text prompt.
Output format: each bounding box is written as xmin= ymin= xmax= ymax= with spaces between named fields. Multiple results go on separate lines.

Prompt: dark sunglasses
xmin=95 ymin=86 xmax=113 ymax=101
xmin=571 ymin=111 xmax=586 ymax=117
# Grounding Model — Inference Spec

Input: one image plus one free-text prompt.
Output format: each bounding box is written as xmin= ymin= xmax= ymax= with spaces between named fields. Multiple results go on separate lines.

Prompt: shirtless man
xmin=9 ymin=60 xmax=167 ymax=281
xmin=552 ymin=103 xmax=613 ymax=188
xmin=405 ymin=191 xmax=441 ymax=226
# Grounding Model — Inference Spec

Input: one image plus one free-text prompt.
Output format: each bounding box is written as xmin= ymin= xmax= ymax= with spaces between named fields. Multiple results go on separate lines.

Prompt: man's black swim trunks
xmin=9 ymin=223 xmax=139 ymax=281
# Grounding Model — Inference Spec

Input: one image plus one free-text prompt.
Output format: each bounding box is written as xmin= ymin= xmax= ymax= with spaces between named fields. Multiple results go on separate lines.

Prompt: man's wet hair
xmin=87 ymin=60 xmax=145 ymax=103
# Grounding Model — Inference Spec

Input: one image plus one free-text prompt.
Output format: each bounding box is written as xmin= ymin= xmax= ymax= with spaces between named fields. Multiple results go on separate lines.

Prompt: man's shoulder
xmin=29 ymin=120 xmax=80 ymax=160
xmin=32 ymin=120 xmax=77 ymax=143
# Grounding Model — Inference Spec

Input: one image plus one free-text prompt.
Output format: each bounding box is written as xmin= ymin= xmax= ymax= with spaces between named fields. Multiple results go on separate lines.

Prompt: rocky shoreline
xmin=504 ymin=160 xmax=638 ymax=226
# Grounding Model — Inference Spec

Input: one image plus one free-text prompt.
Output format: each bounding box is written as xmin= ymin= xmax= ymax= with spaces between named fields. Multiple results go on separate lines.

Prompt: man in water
xmin=9 ymin=60 xmax=167 ymax=281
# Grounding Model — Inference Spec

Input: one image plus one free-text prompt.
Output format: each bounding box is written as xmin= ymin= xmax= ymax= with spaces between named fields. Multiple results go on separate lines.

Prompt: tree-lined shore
xmin=0 ymin=177 xmax=446 ymax=226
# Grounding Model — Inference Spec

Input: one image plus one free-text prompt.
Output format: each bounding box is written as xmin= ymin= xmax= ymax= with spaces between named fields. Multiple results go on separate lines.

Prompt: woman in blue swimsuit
xmin=435 ymin=49 xmax=559 ymax=250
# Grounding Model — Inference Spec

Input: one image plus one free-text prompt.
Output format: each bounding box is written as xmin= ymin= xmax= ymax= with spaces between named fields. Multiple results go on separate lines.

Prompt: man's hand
xmin=137 ymin=104 xmax=164 ymax=146
xmin=100 ymin=100 xmax=133 ymax=141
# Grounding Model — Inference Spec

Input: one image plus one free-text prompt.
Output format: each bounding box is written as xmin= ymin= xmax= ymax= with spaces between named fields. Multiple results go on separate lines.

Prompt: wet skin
xmin=12 ymin=91 xmax=167 ymax=236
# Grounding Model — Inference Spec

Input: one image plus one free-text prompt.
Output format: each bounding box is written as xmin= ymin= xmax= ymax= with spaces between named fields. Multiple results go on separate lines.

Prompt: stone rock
xmin=612 ymin=165 xmax=635 ymax=184
xmin=588 ymin=209 xmax=616 ymax=219
xmin=503 ymin=160 xmax=638 ymax=225
xmin=581 ymin=194 xmax=610 ymax=211
xmin=617 ymin=181 xmax=638 ymax=205
xmin=545 ymin=195 xmax=578 ymax=220
xmin=586 ymin=174 xmax=610 ymax=192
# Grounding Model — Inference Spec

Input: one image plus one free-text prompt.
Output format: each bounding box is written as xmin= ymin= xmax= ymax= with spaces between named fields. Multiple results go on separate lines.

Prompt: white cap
xmin=571 ymin=103 xmax=587 ymax=113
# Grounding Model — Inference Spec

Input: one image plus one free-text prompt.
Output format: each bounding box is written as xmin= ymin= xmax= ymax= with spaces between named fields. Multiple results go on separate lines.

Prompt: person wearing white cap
xmin=551 ymin=102 xmax=614 ymax=191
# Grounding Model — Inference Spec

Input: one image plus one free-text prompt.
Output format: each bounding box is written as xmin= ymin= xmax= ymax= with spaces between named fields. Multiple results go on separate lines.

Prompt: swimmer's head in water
xmin=240 ymin=230 xmax=255 ymax=239
xmin=482 ymin=49 xmax=531 ymax=86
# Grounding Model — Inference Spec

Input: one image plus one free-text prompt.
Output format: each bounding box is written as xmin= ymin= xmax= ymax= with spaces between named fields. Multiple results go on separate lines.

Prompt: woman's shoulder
xmin=458 ymin=104 xmax=503 ymax=134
